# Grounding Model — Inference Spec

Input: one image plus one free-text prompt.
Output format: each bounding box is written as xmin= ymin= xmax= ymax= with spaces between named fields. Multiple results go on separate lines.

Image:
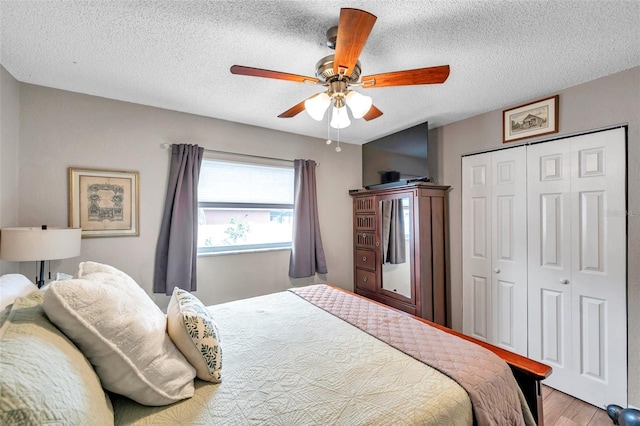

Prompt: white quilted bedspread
xmin=290 ymin=285 xmax=534 ymax=426
xmin=112 ymin=290 xmax=472 ymax=425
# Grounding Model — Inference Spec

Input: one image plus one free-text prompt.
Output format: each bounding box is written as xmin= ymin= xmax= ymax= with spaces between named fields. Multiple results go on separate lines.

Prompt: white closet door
xmin=569 ymin=128 xmax=626 ymax=406
xmin=527 ymin=138 xmax=573 ymax=388
xmin=462 ymin=154 xmax=493 ymax=342
xmin=462 ymin=147 xmax=527 ymax=355
xmin=491 ymin=148 xmax=528 ymax=355
xmin=528 ymin=128 xmax=627 ymax=407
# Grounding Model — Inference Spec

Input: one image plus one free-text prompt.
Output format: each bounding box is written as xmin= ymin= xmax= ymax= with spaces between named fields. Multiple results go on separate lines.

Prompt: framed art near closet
xmin=69 ymin=167 xmax=140 ymax=238
xmin=503 ymin=95 xmax=559 ymax=143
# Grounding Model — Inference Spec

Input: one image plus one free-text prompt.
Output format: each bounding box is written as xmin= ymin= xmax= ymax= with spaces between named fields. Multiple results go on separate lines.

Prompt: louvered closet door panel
xmin=527 ymin=139 xmax=573 ymax=385
xmin=490 ymin=147 xmax=528 ymax=356
xmin=462 ymin=154 xmax=492 ymax=342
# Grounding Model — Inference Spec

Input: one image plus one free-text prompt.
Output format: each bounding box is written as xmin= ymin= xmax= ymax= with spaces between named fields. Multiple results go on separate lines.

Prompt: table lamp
xmin=0 ymin=226 xmax=82 ymax=288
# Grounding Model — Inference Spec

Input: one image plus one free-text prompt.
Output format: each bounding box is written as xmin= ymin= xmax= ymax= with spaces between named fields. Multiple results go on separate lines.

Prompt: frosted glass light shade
xmin=304 ymin=92 xmax=331 ymax=121
xmin=330 ymin=106 xmax=351 ymax=129
xmin=0 ymin=227 xmax=81 ymax=261
xmin=345 ymin=90 xmax=373 ymax=119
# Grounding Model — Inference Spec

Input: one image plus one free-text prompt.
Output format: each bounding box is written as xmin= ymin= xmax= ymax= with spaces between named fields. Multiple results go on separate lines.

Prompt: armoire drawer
xmin=354 ymin=196 xmax=375 ymax=213
xmin=355 ymin=268 xmax=376 ymax=292
xmin=355 ymin=249 xmax=376 ymax=271
xmin=355 ymin=232 xmax=377 ymax=249
xmin=355 ymin=214 xmax=376 ymax=231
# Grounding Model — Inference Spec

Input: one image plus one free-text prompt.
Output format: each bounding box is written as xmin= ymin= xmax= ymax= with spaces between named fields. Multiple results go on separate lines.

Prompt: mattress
xmin=112 ymin=290 xmax=472 ymax=425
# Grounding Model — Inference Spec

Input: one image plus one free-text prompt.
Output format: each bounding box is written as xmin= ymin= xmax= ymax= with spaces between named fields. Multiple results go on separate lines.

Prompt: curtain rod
xmin=160 ymin=143 xmax=319 ymax=166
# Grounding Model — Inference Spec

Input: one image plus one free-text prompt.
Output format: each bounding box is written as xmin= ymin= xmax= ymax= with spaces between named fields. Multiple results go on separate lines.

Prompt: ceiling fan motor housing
xmin=315 ymin=55 xmax=361 ymax=83
xmin=326 ymin=26 xmax=338 ymax=49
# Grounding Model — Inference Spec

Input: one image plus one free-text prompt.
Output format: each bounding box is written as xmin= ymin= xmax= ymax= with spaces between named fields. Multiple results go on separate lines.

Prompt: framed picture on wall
xmin=503 ymin=95 xmax=559 ymax=143
xmin=69 ymin=167 xmax=139 ymax=238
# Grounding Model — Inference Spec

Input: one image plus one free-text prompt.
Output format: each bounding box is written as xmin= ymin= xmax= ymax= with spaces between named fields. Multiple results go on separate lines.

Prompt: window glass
xmin=197 ymin=156 xmax=294 ymax=254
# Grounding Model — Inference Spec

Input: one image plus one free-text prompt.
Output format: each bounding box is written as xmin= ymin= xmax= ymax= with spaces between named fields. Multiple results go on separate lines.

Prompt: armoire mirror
xmin=380 ymin=196 xmax=412 ymax=298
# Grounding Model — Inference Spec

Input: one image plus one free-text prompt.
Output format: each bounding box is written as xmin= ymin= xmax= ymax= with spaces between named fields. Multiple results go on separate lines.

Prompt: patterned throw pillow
xmin=167 ymin=287 xmax=222 ymax=382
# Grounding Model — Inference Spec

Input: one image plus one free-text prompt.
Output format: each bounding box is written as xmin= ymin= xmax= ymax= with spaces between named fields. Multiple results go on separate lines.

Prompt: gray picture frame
xmin=69 ymin=167 xmax=140 ymax=238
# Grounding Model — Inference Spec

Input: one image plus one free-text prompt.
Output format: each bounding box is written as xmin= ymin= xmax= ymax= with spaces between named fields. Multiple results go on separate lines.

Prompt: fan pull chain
xmin=326 ymin=110 xmax=332 ymax=145
xmin=324 ymin=104 xmax=341 ymax=152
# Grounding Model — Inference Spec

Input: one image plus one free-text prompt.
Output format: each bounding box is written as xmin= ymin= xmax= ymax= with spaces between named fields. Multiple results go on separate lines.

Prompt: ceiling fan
xmin=230 ymin=8 xmax=450 ymax=129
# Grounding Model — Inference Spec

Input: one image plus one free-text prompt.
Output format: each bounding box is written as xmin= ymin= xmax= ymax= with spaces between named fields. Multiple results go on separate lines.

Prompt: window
xmin=197 ymin=153 xmax=294 ymax=254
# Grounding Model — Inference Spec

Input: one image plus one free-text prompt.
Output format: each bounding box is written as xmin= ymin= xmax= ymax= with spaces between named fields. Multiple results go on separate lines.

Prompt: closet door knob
xmin=560 ymin=279 xmax=570 ymax=285
xmin=494 ymin=268 xmax=500 ymax=274
xmin=362 ymin=276 xmax=368 ymax=282
xmin=375 ymin=242 xmax=380 ymax=247
xmin=362 ymin=256 xmax=367 ymax=262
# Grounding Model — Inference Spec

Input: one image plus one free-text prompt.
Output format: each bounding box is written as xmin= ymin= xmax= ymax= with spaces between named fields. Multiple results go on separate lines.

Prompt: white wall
xmin=429 ymin=66 xmax=640 ymax=406
xmin=0 ymin=66 xmax=20 ymax=274
xmin=14 ymin=82 xmax=361 ymax=310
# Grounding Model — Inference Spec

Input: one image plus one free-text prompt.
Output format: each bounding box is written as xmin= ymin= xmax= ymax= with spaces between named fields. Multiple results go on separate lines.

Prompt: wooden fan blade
xmin=360 ymin=65 xmax=450 ymax=88
xmin=333 ymin=8 xmax=377 ymax=76
xmin=231 ymin=65 xmax=319 ymax=84
xmin=363 ymin=105 xmax=383 ymax=121
xmin=278 ymin=100 xmax=307 ymax=118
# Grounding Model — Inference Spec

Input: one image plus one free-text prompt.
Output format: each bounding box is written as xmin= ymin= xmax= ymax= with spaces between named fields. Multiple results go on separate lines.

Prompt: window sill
xmin=197 ymin=247 xmax=291 ymax=257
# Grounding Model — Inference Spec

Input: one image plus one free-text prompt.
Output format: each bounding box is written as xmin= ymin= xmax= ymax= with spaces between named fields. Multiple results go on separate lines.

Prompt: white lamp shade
xmin=304 ymin=92 xmax=331 ymax=121
xmin=345 ymin=90 xmax=373 ymax=119
xmin=0 ymin=227 xmax=81 ymax=261
xmin=330 ymin=106 xmax=351 ymax=129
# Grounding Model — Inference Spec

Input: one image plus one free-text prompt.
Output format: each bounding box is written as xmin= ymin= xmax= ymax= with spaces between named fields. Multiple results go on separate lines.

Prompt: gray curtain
xmin=381 ymin=199 xmax=406 ymax=264
xmin=288 ymin=159 xmax=328 ymax=278
xmin=154 ymin=144 xmax=204 ymax=295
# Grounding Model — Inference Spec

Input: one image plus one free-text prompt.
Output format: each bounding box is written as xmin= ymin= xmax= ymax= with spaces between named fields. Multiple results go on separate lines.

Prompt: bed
xmin=0 ymin=264 xmax=551 ymax=426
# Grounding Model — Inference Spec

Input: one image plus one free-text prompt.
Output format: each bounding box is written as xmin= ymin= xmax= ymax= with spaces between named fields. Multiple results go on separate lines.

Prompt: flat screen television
xmin=362 ymin=122 xmax=429 ymax=189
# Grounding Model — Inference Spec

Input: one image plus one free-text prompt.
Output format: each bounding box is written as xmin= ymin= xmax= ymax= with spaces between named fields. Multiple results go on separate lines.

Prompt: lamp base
xmin=37 ymin=259 xmax=46 ymax=288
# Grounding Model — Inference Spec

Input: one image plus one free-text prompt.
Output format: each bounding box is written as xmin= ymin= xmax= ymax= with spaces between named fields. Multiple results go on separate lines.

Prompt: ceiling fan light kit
xmin=330 ymin=105 xmax=351 ymax=129
xmin=345 ymin=90 xmax=373 ymax=119
xmin=304 ymin=93 xmax=332 ymax=121
xmin=305 ymin=84 xmax=371 ymax=128
xmin=230 ymin=7 xmax=450 ymax=140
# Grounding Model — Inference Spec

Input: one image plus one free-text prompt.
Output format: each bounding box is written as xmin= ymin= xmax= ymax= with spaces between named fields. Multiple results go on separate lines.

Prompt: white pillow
xmin=0 ymin=290 xmax=114 ymax=425
xmin=43 ymin=261 xmax=196 ymax=406
xmin=0 ymin=274 xmax=38 ymax=311
xmin=167 ymin=287 xmax=222 ymax=382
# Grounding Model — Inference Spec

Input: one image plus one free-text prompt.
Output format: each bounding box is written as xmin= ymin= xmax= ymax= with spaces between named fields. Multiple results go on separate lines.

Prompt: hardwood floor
xmin=542 ymin=385 xmax=613 ymax=425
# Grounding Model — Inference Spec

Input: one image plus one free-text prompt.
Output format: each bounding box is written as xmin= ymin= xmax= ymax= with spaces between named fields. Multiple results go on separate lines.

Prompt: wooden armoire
xmin=350 ymin=183 xmax=450 ymax=326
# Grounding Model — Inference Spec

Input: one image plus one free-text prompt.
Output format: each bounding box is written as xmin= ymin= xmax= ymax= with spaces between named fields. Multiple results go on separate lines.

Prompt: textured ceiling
xmin=1 ymin=1 xmax=639 ymax=145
